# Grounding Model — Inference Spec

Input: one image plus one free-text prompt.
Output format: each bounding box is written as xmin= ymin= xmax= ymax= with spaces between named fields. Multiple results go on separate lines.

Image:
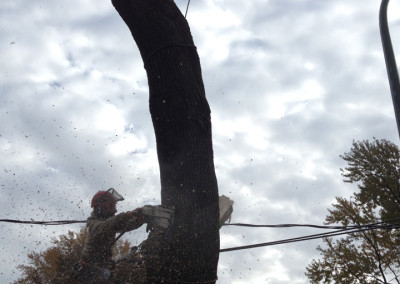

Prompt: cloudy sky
xmin=1 ymin=0 xmax=400 ymax=283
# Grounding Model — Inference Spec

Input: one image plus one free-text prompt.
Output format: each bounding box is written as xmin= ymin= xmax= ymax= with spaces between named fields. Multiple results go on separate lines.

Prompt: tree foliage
xmin=305 ymin=139 xmax=400 ymax=283
xmin=340 ymin=138 xmax=400 ymax=221
xmin=14 ymin=228 xmax=135 ymax=284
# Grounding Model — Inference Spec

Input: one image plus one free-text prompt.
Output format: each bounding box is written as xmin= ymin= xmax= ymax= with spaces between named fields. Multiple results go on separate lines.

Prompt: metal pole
xmin=379 ymin=0 xmax=400 ymax=139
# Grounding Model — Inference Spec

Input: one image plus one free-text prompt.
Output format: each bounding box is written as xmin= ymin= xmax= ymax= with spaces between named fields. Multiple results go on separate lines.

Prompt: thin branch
xmin=382 ymin=176 xmax=400 ymax=207
xmin=361 ymin=229 xmax=388 ymax=283
xmin=342 ymin=201 xmax=388 ymax=283
xmin=387 ymin=265 xmax=400 ymax=284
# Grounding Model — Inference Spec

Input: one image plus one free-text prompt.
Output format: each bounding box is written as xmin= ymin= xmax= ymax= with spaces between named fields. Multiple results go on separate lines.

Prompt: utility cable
xmin=223 ymin=223 xmax=359 ymax=230
xmin=220 ymin=223 xmax=400 ymax=253
xmin=1 ymin=218 xmax=399 ymax=253
xmin=1 ymin=217 xmax=399 ymax=228
xmin=222 ymin=217 xmax=400 ymax=230
xmin=0 ymin=219 xmax=86 ymax=225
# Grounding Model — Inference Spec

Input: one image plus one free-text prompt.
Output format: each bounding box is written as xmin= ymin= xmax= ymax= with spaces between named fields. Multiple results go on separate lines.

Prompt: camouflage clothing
xmin=81 ymin=209 xmax=144 ymax=267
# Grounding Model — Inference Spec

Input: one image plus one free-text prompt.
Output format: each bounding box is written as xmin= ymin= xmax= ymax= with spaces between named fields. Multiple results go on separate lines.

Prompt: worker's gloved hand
xmin=129 ymin=207 xmax=146 ymax=225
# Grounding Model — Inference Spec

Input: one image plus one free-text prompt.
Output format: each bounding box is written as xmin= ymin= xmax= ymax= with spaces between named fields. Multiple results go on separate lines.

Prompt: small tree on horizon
xmin=13 ymin=227 xmax=136 ymax=284
xmin=340 ymin=138 xmax=400 ymax=221
xmin=305 ymin=138 xmax=400 ymax=283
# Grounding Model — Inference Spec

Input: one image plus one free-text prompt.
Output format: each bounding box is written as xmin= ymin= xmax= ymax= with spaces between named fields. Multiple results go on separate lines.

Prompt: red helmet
xmin=91 ymin=191 xmax=116 ymax=208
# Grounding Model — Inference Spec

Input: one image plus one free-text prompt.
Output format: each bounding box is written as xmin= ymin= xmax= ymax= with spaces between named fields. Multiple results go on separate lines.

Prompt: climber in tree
xmin=78 ymin=188 xmax=146 ymax=283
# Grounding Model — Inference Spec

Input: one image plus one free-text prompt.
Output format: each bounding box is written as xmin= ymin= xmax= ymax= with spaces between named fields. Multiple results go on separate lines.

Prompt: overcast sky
xmin=1 ymin=0 xmax=400 ymax=283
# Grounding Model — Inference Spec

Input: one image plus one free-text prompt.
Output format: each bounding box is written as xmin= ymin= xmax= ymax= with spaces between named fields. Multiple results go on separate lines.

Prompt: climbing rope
xmin=185 ymin=0 xmax=191 ymax=18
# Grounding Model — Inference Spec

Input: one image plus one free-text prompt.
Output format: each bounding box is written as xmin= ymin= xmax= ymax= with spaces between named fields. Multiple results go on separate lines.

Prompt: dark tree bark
xmin=111 ymin=0 xmax=220 ymax=283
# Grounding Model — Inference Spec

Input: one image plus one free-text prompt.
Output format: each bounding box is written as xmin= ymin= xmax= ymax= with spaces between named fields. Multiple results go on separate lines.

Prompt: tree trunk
xmin=111 ymin=0 xmax=220 ymax=283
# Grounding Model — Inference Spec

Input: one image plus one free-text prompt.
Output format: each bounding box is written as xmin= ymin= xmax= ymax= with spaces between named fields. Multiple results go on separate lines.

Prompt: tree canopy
xmin=340 ymin=138 xmax=400 ymax=221
xmin=305 ymin=138 xmax=400 ymax=284
xmin=13 ymin=228 xmax=143 ymax=284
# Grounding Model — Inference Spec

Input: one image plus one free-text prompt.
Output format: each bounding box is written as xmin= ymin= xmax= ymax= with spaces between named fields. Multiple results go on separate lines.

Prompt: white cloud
xmin=95 ymin=103 xmax=126 ymax=132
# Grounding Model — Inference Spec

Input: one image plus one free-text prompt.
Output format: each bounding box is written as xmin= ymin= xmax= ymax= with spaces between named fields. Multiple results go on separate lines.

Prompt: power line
xmin=220 ymin=222 xmax=400 ymax=253
xmin=1 ymin=218 xmax=399 ymax=253
xmin=222 ymin=217 xmax=400 ymax=230
xmin=0 ymin=219 xmax=86 ymax=225
xmin=2 ymin=218 xmax=399 ymax=228
xmin=223 ymin=223 xmax=361 ymax=230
